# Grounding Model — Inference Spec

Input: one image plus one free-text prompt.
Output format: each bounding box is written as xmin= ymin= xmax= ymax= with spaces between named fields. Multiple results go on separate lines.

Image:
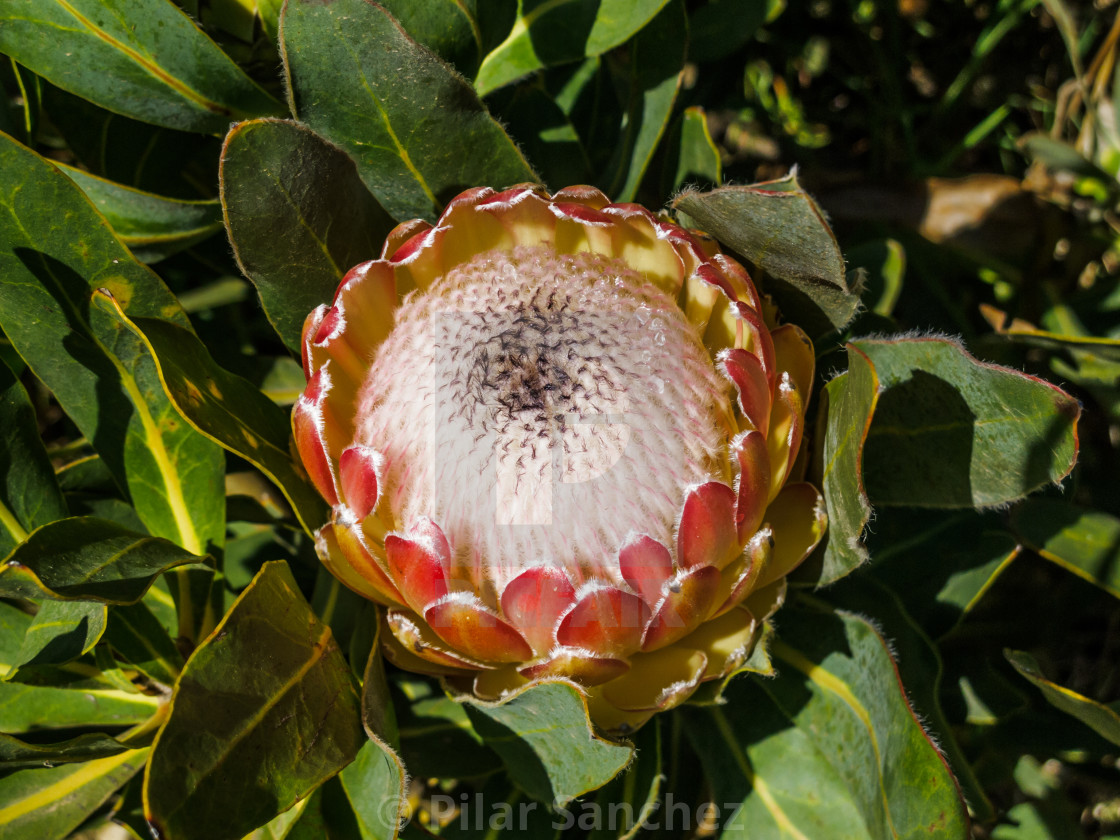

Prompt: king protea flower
xmin=294 ymin=185 xmax=826 ymax=733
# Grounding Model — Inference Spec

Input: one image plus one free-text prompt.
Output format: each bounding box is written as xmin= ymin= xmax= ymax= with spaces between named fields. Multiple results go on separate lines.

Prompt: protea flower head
xmin=294 ymin=185 xmax=826 ymax=733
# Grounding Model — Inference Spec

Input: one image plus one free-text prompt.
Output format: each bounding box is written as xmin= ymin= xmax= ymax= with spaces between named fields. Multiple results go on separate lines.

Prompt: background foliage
xmin=0 ymin=1 xmax=1117 ymax=838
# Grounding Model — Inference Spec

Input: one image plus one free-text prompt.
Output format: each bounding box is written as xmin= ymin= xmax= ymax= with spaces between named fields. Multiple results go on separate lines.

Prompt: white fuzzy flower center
xmin=356 ymin=246 xmax=733 ymax=594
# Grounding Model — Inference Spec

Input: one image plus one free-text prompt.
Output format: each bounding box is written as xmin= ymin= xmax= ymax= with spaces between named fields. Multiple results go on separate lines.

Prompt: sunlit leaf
xmin=673 ymin=173 xmax=861 ymax=336
xmin=381 ymin=0 xmax=484 ymax=74
xmin=1005 ymin=649 xmax=1120 ymax=747
xmin=683 ymin=681 xmax=873 ymax=839
xmin=59 ymin=165 xmax=223 ymax=263
xmin=825 ymin=576 xmax=995 ymax=822
xmin=144 ymin=560 xmax=364 ymax=840
xmin=755 ymin=602 xmax=969 ymax=838
xmin=801 ymin=344 xmax=878 ymax=585
xmin=339 ymin=616 xmax=408 ymax=840
xmin=0 ymin=134 xmax=225 ymax=580
xmin=0 ymin=747 xmax=149 ymax=839
xmin=1011 ymin=499 xmax=1120 ymax=599
xmin=0 ymin=517 xmax=206 ymax=605
xmin=0 ymin=730 xmax=136 ymax=770
xmin=8 ymin=600 xmax=107 ymax=674
xmin=670 ymin=106 xmax=722 ymax=192
xmin=0 ymin=679 xmax=161 ymax=732
xmin=854 ymin=336 xmax=1080 ymax=508
xmin=605 ymin=0 xmax=685 ymax=202
xmin=474 ymin=0 xmax=671 ymax=96
xmin=97 ymin=299 xmax=328 ymax=535
xmin=281 ymin=0 xmax=537 ymax=222
xmin=866 ymin=510 xmax=1019 ymax=638
xmin=463 ymin=681 xmax=633 ymax=806
xmin=0 ymin=0 xmax=282 ymax=133
xmin=220 ymin=118 xmax=393 ymax=351
xmin=105 ymin=601 xmax=184 ymax=687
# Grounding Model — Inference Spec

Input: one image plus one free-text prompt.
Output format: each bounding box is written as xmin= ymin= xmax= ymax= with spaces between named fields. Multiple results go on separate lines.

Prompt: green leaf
xmin=97 ymin=300 xmax=329 ymax=535
xmin=0 ymin=679 xmax=160 ymax=731
xmin=220 ymin=118 xmax=393 ymax=351
xmin=1005 ymin=649 xmax=1120 ymax=747
xmin=105 ymin=600 xmax=185 ymax=686
xmin=991 ymin=800 xmax=1086 ymax=840
xmin=866 ymin=510 xmax=1019 ymax=638
xmin=586 ymin=719 xmax=662 ymax=840
xmin=0 ymin=357 xmax=68 ymax=557
xmin=854 ymin=336 xmax=1081 ymax=508
xmin=824 ymin=576 xmax=995 ymax=822
xmin=0 ymin=517 xmax=206 ymax=605
xmin=1010 ymin=499 xmax=1120 ymax=599
xmin=670 ymin=106 xmax=722 ymax=192
xmin=396 ymin=677 xmax=502 ymax=780
xmin=58 ymin=165 xmax=223 ymax=263
xmin=760 ymin=602 xmax=969 ymax=839
xmin=672 ymin=174 xmax=861 ymax=336
xmin=802 ymin=344 xmax=879 ymax=585
xmin=0 ymin=0 xmax=282 ymax=133
xmin=683 ymin=681 xmax=873 ymax=839
xmin=0 ymin=133 xmax=225 ymax=562
xmin=463 ymin=681 xmax=632 ymax=807
xmin=380 ymin=0 xmax=484 ymax=74
xmin=1023 ymin=134 xmax=1116 ymax=184
xmin=144 ymin=560 xmax=364 ymax=840
xmin=474 ymin=0 xmax=671 ymax=96
xmin=0 ymin=730 xmax=136 ymax=769
xmin=0 ymin=747 xmax=149 ymax=840
xmin=0 ymin=600 xmax=33 ymax=677
xmin=281 ymin=0 xmax=538 ymax=222
xmin=339 ymin=616 xmax=409 ymax=840
xmin=846 ymin=238 xmax=905 ymax=318
xmin=9 ymin=600 xmax=107 ymax=673
xmin=605 ymin=0 xmax=685 ymax=202
xmin=41 ymin=82 xmax=221 ymax=197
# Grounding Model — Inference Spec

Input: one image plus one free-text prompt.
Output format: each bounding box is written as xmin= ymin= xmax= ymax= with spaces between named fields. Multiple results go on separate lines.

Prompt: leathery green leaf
xmin=380 ymin=0 xmax=484 ymax=74
xmin=670 ymin=106 xmax=722 ymax=191
xmin=672 ymin=173 xmax=861 ymax=337
xmin=220 ymin=118 xmax=394 ymax=351
xmin=854 ymin=336 xmax=1081 ymax=508
xmin=0 ymin=134 xmax=225 ymax=563
xmin=605 ymin=0 xmax=685 ymax=203
xmin=0 ymin=730 xmax=134 ymax=769
xmin=105 ymin=600 xmax=185 ymax=687
xmin=800 ymin=344 xmax=879 ymax=586
xmin=0 ymin=600 xmax=33 ymax=677
xmin=280 ymin=0 xmax=538 ymax=222
xmin=0 ymin=0 xmax=282 ymax=133
xmin=340 ymin=618 xmax=408 ymax=840
xmin=825 ymin=576 xmax=995 ymax=822
xmin=0 ymin=357 xmax=68 ymax=557
xmin=144 ymin=561 xmax=364 ymax=840
xmin=682 ymin=681 xmax=872 ymax=840
xmin=866 ymin=509 xmax=1019 ymax=639
xmin=9 ymin=600 xmax=107 ymax=674
xmin=1010 ymin=499 xmax=1120 ymax=599
xmin=0 ymin=517 xmax=206 ymax=604
xmin=463 ymin=681 xmax=633 ymax=807
xmin=0 ymin=679 xmax=160 ymax=731
xmin=1006 ymin=649 xmax=1120 ymax=747
xmin=474 ymin=0 xmax=671 ymax=96
xmin=96 ymin=298 xmax=328 ymax=536
xmin=58 ymin=165 xmax=223 ymax=263
xmin=761 ymin=602 xmax=969 ymax=839
xmin=0 ymin=747 xmax=149 ymax=840
xmin=586 ymin=718 xmax=662 ymax=840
